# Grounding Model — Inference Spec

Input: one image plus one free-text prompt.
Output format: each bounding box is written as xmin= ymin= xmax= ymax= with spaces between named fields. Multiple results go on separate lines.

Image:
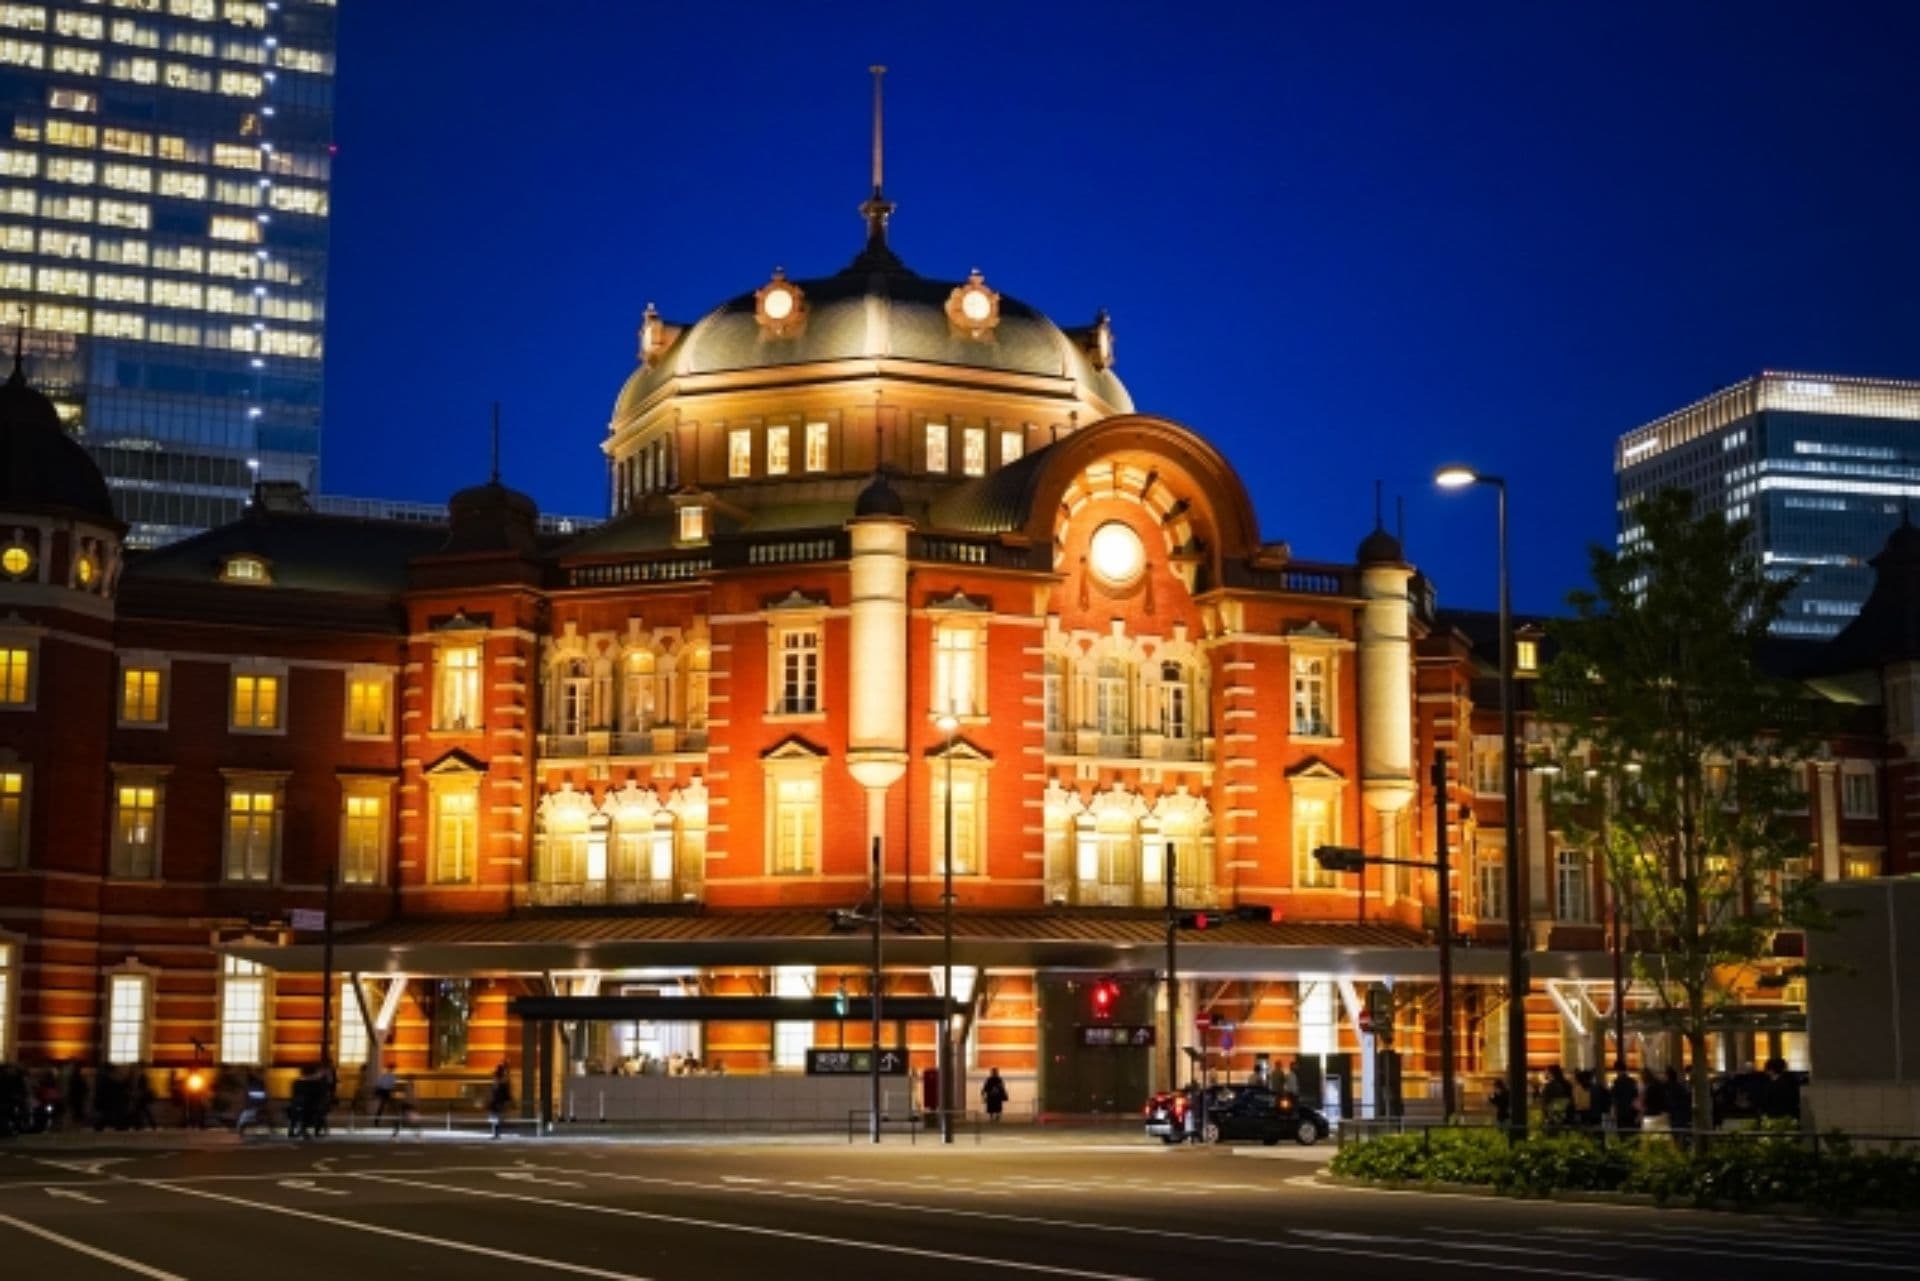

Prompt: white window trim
xmin=727 ymin=427 xmax=753 ymax=479
xmin=1288 ymin=644 xmax=1340 ymax=741
xmin=1290 ymin=773 xmax=1344 ymax=890
xmin=431 ymin=639 xmax=485 ymax=733
xmin=427 ymin=771 xmax=483 ymax=885
xmin=103 ymin=962 xmax=156 ymax=1066
xmin=763 ymin=748 xmax=824 ymax=877
xmin=220 ymin=770 xmax=287 ymax=885
xmin=110 ymin=766 xmax=168 ymax=882
xmin=930 ymin=616 xmax=988 ymax=720
xmin=0 ymin=632 xmax=40 ymax=711
xmin=803 ymin=421 xmax=829 ymax=473
xmin=765 ymin=611 xmax=825 ymax=720
xmin=930 ymin=747 xmax=991 ymax=879
xmin=116 ymin=651 xmax=170 ymax=729
xmin=228 ymin=658 xmax=288 ymax=736
xmin=1841 ymin=763 xmax=1879 ymax=820
xmin=217 ymin=956 xmax=272 ymax=1067
xmin=342 ymin=664 xmax=394 ymax=741
xmin=339 ymin=775 xmax=394 ymax=887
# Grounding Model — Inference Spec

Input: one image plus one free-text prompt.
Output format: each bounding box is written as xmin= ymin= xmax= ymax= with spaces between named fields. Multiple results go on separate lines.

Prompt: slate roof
xmin=0 ymin=361 xmax=116 ymax=523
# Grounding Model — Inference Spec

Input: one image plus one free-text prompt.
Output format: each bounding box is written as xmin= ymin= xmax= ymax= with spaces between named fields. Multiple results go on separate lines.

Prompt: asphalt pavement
xmin=0 ymin=1128 xmax=1912 ymax=1280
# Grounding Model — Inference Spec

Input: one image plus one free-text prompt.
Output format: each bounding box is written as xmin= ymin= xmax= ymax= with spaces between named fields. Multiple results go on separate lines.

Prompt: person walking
xmin=1639 ymin=1068 xmax=1669 ymax=1133
xmin=487 ymin=1062 xmax=513 ymax=1139
xmin=130 ymin=1066 xmax=158 ymax=1131
xmin=1539 ymin=1065 xmax=1573 ymax=1130
xmin=980 ymin=1067 xmax=1008 ymax=1123
xmin=1488 ymin=1078 xmax=1511 ymax=1127
xmin=1610 ymin=1062 xmax=1640 ymax=1132
xmin=65 ymin=1061 xmax=88 ymax=1130
xmin=370 ymin=1061 xmax=398 ymax=1125
xmin=1760 ymin=1057 xmax=1801 ymax=1122
xmin=234 ymin=1070 xmax=268 ymax=1136
xmin=1664 ymin=1066 xmax=1692 ymax=1133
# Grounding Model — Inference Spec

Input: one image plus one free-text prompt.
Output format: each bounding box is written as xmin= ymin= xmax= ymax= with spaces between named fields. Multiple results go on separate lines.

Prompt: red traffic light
xmin=1090 ymin=979 xmax=1118 ymax=1018
xmin=1176 ymin=911 xmax=1211 ymax=930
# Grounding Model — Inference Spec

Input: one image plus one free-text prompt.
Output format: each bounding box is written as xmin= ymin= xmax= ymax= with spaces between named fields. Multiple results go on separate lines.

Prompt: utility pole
xmin=1165 ymin=839 xmax=1179 ymax=1094
xmin=869 ymin=834 xmax=883 ymax=1144
xmin=1433 ymin=749 xmax=1457 ymax=1120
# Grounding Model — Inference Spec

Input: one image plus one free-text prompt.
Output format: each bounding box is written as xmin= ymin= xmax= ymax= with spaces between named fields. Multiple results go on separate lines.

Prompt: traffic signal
xmin=1090 ymin=978 xmax=1118 ymax=1019
xmin=1313 ymin=845 xmax=1367 ymax=873
xmin=1233 ymin=905 xmax=1273 ymax=923
xmin=1176 ymin=911 xmax=1212 ymax=931
xmin=833 ymin=985 xmax=849 ymax=1018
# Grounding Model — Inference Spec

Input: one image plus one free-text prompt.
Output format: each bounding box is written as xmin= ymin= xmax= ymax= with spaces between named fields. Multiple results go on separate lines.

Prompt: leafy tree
xmin=1541 ymin=487 xmax=1824 ymax=1134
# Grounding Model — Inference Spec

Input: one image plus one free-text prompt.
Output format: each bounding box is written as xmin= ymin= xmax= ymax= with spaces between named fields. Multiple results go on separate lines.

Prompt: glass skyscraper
xmin=1617 ymin=371 xmax=1920 ymax=638
xmin=0 ymin=0 xmax=333 ymax=547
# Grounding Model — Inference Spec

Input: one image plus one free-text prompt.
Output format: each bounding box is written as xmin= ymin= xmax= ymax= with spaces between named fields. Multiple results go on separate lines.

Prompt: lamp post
xmin=936 ymin=711 xmax=959 ymax=1145
xmin=1435 ymin=463 xmax=1529 ymax=1139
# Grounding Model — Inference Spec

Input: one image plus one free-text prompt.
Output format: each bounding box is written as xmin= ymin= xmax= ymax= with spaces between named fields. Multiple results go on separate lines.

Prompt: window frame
xmin=103 ymin=964 xmax=155 ymax=1066
xmin=1841 ymin=763 xmax=1879 ymax=820
xmin=217 ymin=955 xmax=270 ymax=1067
xmin=429 ymin=774 xmax=481 ymax=885
xmin=765 ymin=424 xmax=790 ymax=476
xmin=339 ymin=777 xmax=392 ymax=887
xmin=803 ymin=421 xmax=829 ymax=473
xmin=343 ymin=666 xmax=392 ymax=739
xmin=930 ymin=751 xmax=989 ymax=878
xmin=764 ymin=749 xmax=824 ymax=877
xmin=1290 ymin=650 xmax=1336 ymax=738
xmin=931 ymin=619 xmax=986 ymax=718
xmin=924 ymin=421 xmax=949 ymax=473
xmin=0 ymin=931 xmax=18 ymax=1062
xmin=228 ymin=660 xmax=287 ymax=735
xmin=221 ymin=773 xmax=285 ymax=884
xmin=768 ymin=620 xmax=823 ymax=718
xmin=0 ymin=637 xmax=37 ymax=709
xmin=110 ymin=769 xmax=165 ymax=881
xmin=117 ymin=655 xmax=168 ymax=728
xmin=1290 ymin=773 xmax=1343 ymax=890
xmin=727 ymin=427 xmax=752 ymax=479
xmin=432 ymin=641 xmax=484 ymax=733
xmin=0 ymin=764 xmax=27 ymax=872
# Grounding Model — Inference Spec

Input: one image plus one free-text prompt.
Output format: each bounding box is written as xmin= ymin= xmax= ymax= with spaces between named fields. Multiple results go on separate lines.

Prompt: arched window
xmin=557 ymin=659 xmax=592 ymax=737
xmin=1096 ymin=658 xmax=1129 ymax=740
xmin=684 ymin=647 xmax=710 ymax=732
xmin=623 ymin=651 xmax=656 ymax=732
xmin=1159 ymin=660 xmax=1190 ymax=742
xmin=539 ymin=804 xmax=591 ymax=887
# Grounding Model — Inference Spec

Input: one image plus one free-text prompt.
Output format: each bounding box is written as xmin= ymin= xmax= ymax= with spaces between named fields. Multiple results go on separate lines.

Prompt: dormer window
xmin=221 ymin=555 xmax=270 ymax=585
xmin=1515 ymin=638 xmax=1539 ymax=673
xmin=678 ymin=504 xmax=707 ymax=544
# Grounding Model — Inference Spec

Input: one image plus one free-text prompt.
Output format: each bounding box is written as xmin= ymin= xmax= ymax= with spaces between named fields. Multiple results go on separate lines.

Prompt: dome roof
xmin=1357 ymin=525 xmax=1405 ymax=566
xmin=612 ymin=257 xmax=1132 ymax=425
xmin=852 ymin=467 xmax=906 ymax=518
xmin=0 ymin=360 xmax=115 ymax=523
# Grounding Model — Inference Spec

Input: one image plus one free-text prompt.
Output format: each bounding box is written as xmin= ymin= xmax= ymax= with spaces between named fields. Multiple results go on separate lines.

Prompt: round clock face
xmin=1 ymin=545 xmax=29 ymax=577
xmin=960 ymin=289 xmax=992 ymax=323
xmin=1088 ymin=521 xmax=1145 ymax=588
xmin=762 ymin=287 xmax=795 ymax=321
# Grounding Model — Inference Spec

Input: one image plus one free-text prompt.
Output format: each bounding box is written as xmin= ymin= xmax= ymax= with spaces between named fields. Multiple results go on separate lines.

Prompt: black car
xmin=1144 ymin=1084 xmax=1329 ymax=1146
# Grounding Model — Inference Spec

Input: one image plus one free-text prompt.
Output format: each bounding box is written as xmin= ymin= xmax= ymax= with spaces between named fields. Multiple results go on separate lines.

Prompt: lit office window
xmin=341 ymin=792 xmax=385 ymax=885
xmin=218 ymin=957 xmax=267 ymax=1066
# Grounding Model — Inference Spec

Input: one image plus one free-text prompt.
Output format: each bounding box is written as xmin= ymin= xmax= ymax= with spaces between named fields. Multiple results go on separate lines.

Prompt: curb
xmin=1318 ymin=1172 xmax=1920 ymax=1220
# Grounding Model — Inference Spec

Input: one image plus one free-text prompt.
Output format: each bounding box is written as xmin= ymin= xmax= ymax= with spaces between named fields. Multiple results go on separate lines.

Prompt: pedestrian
xmin=980 ymin=1067 xmax=1008 ymax=1122
xmin=389 ymin=1079 xmax=421 ymax=1139
xmin=1488 ymin=1078 xmax=1511 ymax=1127
xmin=1571 ymin=1070 xmax=1594 ymax=1129
xmin=289 ymin=1062 xmax=323 ymax=1139
xmin=130 ymin=1065 xmax=158 ymax=1130
xmin=1664 ymin=1067 xmax=1692 ymax=1133
xmin=1610 ymin=1061 xmax=1640 ymax=1132
xmin=1281 ymin=1059 xmax=1301 ymax=1099
xmin=488 ymin=1062 xmax=512 ymax=1139
xmin=1539 ymin=1064 xmax=1573 ymax=1130
xmin=235 ymin=1070 xmax=268 ymax=1135
xmin=65 ymin=1061 xmax=88 ymax=1129
xmin=1760 ymin=1057 xmax=1801 ymax=1122
xmin=1639 ymin=1069 xmax=1669 ymax=1134
xmin=371 ymin=1060 xmax=398 ymax=1124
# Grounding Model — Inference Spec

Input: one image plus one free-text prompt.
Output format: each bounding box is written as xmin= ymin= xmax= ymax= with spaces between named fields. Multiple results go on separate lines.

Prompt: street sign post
xmin=806 ymin=1048 xmax=908 ymax=1076
xmin=1079 ymin=1024 xmax=1157 ymax=1048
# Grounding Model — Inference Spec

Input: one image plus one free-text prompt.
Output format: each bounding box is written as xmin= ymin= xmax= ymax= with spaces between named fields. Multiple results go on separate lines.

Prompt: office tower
xmin=0 ymin=0 xmax=334 ymax=546
xmin=1617 ymin=372 xmax=1920 ymax=638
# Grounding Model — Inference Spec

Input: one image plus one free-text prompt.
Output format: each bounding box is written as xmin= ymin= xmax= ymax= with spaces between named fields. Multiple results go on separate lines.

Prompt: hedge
xmin=1328 ymin=1125 xmax=1920 ymax=1214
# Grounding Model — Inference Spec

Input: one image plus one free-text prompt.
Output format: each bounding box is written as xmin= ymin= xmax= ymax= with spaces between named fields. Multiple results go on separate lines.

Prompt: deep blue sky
xmin=319 ymin=1 xmax=1920 ymax=614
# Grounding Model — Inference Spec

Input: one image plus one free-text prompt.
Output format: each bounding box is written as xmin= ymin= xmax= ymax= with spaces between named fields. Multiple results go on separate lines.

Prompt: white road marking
xmin=1294 ymin=1227 xmax=1601 ymax=1260
xmin=525 ymin=1164 xmax=1652 ymax=1281
xmin=352 ymin=1170 xmax=1150 ymax=1281
xmin=720 ymin=1176 xmax=768 ymax=1184
xmin=1538 ymin=1226 xmax=1920 ymax=1271
xmin=45 ymin=1187 xmax=106 ymax=1204
xmin=500 ymin=1172 xmax=586 ymax=1188
xmin=0 ymin=1213 xmax=188 ymax=1279
xmin=137 ymin=1179 xmax=654 ymax=1280
xmin=36 ymin=1157 xmax=128 ymax=1177
xmin=278 ymin=1179 xmax=349 ymax=1197
xmin=1462 ymin=1223 xmax=1911 ymax=1258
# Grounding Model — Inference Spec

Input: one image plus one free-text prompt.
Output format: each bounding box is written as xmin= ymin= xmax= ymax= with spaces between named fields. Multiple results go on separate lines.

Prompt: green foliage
xmin=1333 ymin=1127 xmax=1920 ymax=1215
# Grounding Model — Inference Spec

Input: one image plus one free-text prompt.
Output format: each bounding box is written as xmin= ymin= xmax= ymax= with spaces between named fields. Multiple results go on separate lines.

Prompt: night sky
xmin=319 ymin=1 xmax=1920 ymax=614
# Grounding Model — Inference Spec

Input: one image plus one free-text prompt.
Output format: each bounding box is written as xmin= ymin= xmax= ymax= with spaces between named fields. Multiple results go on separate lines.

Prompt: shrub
xmin=1498 ymin=1132 xmax=1629 ymax=1197
xmin=1329 ymin=1132 xmax=1426 ymax=1182
xmin=1620 ymin=1137 xmax=1693 ymax=1205
xmin=1421 ymin=1127 xmax=1512 ymax=1186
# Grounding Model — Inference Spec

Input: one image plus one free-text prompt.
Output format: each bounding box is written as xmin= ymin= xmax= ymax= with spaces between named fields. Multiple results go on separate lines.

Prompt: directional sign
xmin=805 ymin=1048 xmax=909 ymax=1076
xmin=289 ymin=908 xmax=327 ymax=932
xmin=1080 ymin=1024 xmax=1156 ymax=1048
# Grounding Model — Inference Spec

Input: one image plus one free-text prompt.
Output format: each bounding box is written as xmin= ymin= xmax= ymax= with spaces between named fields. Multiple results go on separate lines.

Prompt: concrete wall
xmin=1808 ymin=879 xmax=1920 ymax=1084
xmin=559 ymin=1073 xmax=905 ymax=1124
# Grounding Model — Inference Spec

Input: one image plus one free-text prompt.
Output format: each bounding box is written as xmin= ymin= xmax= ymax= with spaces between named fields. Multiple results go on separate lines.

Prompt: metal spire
xmin=490 ymin=402 xmax=501 ymax=485
xmin=857 ymin=65 xmax=897 ymax=255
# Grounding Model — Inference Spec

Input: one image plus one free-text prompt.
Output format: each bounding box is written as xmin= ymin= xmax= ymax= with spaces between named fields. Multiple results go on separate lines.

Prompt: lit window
xmin=1556 ymin=848 xmax=1592 ymax=922
xmin=0 ymin=5 xmax=44 ymax=32
xmin=962 ymin=427 xmax=986 ymax=476
xmin=97 ymin=199 xmax=148 ymax=229
xmin=337 ymin=979 xmax=369 ymax=1065
xmin=932 ymin=762 xmax=984 ymax=876
xmin=0 ymin=647 xmax=31 ymax=705
xmin=43 ymin=118 xmax=93 ymax=148
xmin=120 ymin=665 xmax=163 ymax=724
xmin=45 ymin=155 xmax=92 ymax=185
xmin=804 ymin=421 xmax=828 ymax=472
xmin=218 ymin=957 xmax=267 ymax=1066
xmin=1159 ymin=661 xmax=1192 ymax=741
xmin=766 ymin=425 xmax=790 ymax=476
xmin=0 ymin=940 xmax=12 ymax=1060
xmin=933 ymin=624 xmax=982 ymax=717
xmin=163 ymin=63 xmax=211 ymax=93
xmin=0 ymin=770 xmax=24 ymax=870
xmin=777 ymin=628 xmax=820 ymax=715
xmin=209 ymin=215 xmax=260 ymax=242
xmin=1293 ymin=791 xmax=1335 ymax=889
xmin=157 ymin=169 xmax=207 ymax=199
xmin=0 ymin=543 xmax=30 ymax=577
xmin=56 ymin=11 xmax=102 ymax=39
xmin=925 ymin=422 xmax=949 ymax=473
xmin=0 ymin=149 xmax=33 ymax=177
xmin=47 ymin=86 xmax=92 ymax=112
xmin=772 ymin=776 xmax=820 ymax=875
xmin=112 ymin=782 xmax=161 ymax=879
xmin=1844 ymin=853 xmax=1880 ymax=880
xmin=341 ymin=791 xmax=385 ymax=886
xmin=101 ymin=127 xmax=151 ymax=156
xmin=772 ymin=966 xmax=813 ymax=1068
xmin=0 ymin=38 xmax=45 ymax=68
xmin=345 ymin=671 xmax=389 ymax=736
xmin=223 ymin=785 xmax=277 ymax=882
xmin=1298 ymin=977 xmax=1335 ymax=1056
xmin=50 ymin=45 xmax=99 ymax=75
xmin=1292 ymin=654 xmax=1330 ymax=736
xmin=105 ymin=972 xmax=150 ymax=1065
xmin=1515 ymin=638 xmax=1539 ymax=673
xmin=677 ymin=504 xmax=705 ymax=543
xmin=727 ymin=428 xmax=752 ymax=478
xmin=1000 ymin=429 xmax=1024 ymax=465
xmin=1842 ymin=766 xmax=1878 ymax=819
xmin=1476 ymin=841 xmax=1506 ymax=918
xmin=230 ymin=671 xmax=280 ymax=730
xmin=434 ymin=644 xmax=481 ymax=731
xmin=433 ymin=786 xmax=477 ymax=883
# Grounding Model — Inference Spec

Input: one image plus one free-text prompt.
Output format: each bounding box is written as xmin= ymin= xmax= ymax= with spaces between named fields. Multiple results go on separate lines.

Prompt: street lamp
xmin=935 ymin=711 xmax=959 ymax=1145
xmin=1434 ymin=462 xmax=1529 ymax=1139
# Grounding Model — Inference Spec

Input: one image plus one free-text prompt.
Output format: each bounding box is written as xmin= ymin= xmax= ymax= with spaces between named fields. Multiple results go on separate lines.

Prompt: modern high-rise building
xmin=1616 ymin=371 xmax=1920 ymax=638
xmin=0 ymin=0 xmax=334 ymax=547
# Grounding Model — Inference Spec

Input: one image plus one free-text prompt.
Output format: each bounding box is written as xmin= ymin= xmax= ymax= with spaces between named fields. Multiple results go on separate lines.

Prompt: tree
xmin=1541 ymin=487 xmax=1825 ymax=1135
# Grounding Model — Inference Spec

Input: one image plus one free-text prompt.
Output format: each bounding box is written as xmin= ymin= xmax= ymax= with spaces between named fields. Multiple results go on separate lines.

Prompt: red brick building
xmin=1 ymin=182 xmax=1911 ymax=1120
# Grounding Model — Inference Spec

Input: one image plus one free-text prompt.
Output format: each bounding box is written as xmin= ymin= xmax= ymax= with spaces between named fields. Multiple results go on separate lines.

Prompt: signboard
xmin=805 ymin=1048 xmax=908 ymax=1076
xmin=289 ymin=909 xmax=327 ymax=932
xmin=1080 ymin=1024 xmax=1156 ymax=1048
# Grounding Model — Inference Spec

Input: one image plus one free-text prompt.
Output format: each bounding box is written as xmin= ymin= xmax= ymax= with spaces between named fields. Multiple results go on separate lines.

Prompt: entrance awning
xmin=510 ymin=995 xmax=950 ymax=1022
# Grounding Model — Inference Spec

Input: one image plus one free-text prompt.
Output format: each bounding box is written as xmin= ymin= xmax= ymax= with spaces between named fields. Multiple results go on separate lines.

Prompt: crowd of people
xmin=1487 ymin=1057 xmax=1803 ymax=1132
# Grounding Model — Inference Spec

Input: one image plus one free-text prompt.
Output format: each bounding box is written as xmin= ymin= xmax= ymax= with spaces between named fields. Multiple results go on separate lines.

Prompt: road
xmin=0 ymin=1130 xmax=1911 ymax=1280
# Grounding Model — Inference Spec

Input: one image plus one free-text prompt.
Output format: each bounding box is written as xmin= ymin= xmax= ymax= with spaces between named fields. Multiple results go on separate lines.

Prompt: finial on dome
xmin=490 ymin=402 xmax=502 ymax=485
xmin=851 ymin=65 xmax=904 ymax=272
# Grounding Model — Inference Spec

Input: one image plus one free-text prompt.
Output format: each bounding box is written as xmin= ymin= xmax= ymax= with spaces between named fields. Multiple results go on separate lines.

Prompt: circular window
xmin=762 ymin=285 xmax=796 ymax=321
xmin=1087 ymin=521 xmax=1146 ymax=589
xmin=960 ymin=288 xmax=992 ymax=323
xmin=74 ymin=552 xmax=97 ymax=587
xmin=0 ymin=544 xmax=30 ymax=577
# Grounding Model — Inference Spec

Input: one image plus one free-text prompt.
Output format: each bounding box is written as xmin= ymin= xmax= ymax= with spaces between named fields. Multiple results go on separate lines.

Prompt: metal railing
xmin=846 ymin=1107 xmax=986 ymax=1145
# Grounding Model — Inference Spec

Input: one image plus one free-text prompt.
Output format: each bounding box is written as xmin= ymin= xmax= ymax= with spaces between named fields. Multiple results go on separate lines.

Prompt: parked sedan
xmin=1145 ymin=1084 xmax=1329 ymax=1146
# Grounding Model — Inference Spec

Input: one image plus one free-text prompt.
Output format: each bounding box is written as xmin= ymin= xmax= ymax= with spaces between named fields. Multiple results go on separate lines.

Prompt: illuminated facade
xmin=0 ymin=0 xmax=334 ymax=547
xmin=0 ymin=97 xmax=1907 ymax=1120
xmin=1617 ymin=372 xmax=1920 ymax=637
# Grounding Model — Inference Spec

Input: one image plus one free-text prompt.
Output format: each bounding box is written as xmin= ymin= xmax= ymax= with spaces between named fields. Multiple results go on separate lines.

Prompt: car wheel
xmin=1202 ymin=1121 xmax=1221 ymax=1145
xmin=1262 ymin=1136 xmax=1279 ymax=1147
xmin=1295 ymin=1119 xmax=1320 ymax=1146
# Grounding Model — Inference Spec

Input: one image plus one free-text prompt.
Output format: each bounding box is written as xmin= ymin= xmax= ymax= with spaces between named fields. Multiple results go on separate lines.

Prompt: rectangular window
xmin=1842 ymin=767 xmax=1878 ymax=819
xmin=106 ymin=972 xmax=149 ymax=1065
xmin=766 ymin=425 xmax=790 ymax=476
xmin=727 ymin=428 xmax=752 ymax=478
xmin=231 ymin=671 xmax=280 ymax=730
xmin=1291 ymin=654 xmax=1329 ymax=736
xmin=1556 ymin=848 xmax=1591 ymax=923
xmin=804 ymin=421 xmax=828 ymax=472
xmin=430 ymin=978 xmax=472 ymax=1068
xmin=1297 ymin=977 xmax=1335 ymax=1056
xmin=337 ymin=979 xmax=369 ymax=1065
xmin=1000 ymin=429 xmax=1024 ymax=465
xmin=112 ymin=782 xmax=160 ymax=879
xmin=1042 ymin=660 xmax=1064 ymax=736
xmin=933 ymin=625 xmax=981 ymax=717
xmin=219 ymin=956 xmax=267 ymax=1066
xmin=345 ymin=672 xmax=389 ymax=736
xmin=1515 ymin=638 xmax=1539 ymax=672
xmin=0 ymin=941 xmax=11 ymax=1061
xmin=778 ymin=629 xmax=820 ymax=714
xmin=932 ymin=767 xmax=982 ymax=876
xmin=1844 ymin=853 xmax=1880 ymax=880
xmin=962 ymin=427 xmax=986 ymax=476
xmin=1293 ymin=793 xmax=1334 ymax=889
xmin=341 ymin=792 xmax=384 ymax=886
xmin=223 ymin=786 xmax=276 ymax=882
xmin=435 ymin=645 xmax=481 ymax=731
xmin=1473 ymin=737 xmax=1506 ymax=796
xmin=0 ymin=770 xmax=23 ymax=870
xmin=924 ymin=422 xmax=949 ymax=473
xmin=677 ymin=505 xmax=705 ymax=542
xmin=433 ymin=788 xmax=477 ymax=883
xmin=772 ymin=965 xmax=813 ymax=1069
xmin=0 ymin=647 xmax=29 ymax=704
xmin=772 ymin=776 xmax=820 ymax=875
xmin=1477 ymin=842 xmax=1506 ymax=918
